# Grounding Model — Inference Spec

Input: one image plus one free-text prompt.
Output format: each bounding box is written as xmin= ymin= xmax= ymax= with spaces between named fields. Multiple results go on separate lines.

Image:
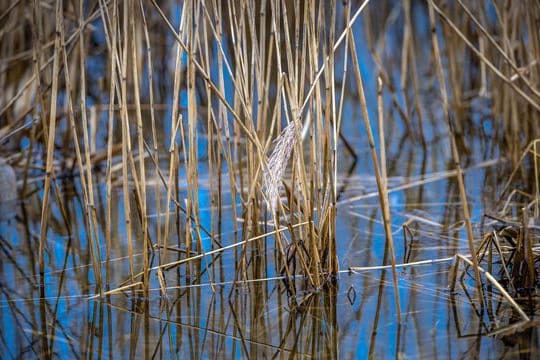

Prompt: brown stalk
xmin=348 ymin=24 xmax=401 ymax=321
xmin=428 ymin=0 xmax=484 ymax=306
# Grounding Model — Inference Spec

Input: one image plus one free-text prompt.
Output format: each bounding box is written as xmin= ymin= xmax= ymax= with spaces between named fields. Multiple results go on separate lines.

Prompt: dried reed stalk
xmin=38 ymin=0 xmax=62 ymax=278
xmin=348 ymin=20 xmax=402 ymax=321
xmin=428 ymin=0 xmax=484 ymax=305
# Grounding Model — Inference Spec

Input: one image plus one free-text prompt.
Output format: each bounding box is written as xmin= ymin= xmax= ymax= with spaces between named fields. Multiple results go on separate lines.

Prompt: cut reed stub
xmin=263 ymin=120 xmax=301 ymax=214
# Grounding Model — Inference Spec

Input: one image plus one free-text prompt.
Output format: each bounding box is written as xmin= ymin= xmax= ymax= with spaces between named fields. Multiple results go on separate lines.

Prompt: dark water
xmin=1 ymin=0 xmax=540 ymax=359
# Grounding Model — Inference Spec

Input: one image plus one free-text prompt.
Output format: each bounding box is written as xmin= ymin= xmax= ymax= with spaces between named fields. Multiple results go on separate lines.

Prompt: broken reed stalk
xmin=428 ymin=0 xmax=484 ymax=305
xmin=452 ymin=254 xmax=529 ymax=322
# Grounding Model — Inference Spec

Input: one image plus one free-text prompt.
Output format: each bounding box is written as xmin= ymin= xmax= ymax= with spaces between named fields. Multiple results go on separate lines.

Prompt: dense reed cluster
xmin=1 ymin=0 xmax=540 ymax=356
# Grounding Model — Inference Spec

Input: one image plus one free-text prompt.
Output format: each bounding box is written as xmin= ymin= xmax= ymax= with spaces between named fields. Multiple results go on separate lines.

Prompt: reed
xmin=2 ymin=2 xmax=540 ymax=356
xmin=428 ymin=0 xmax=484 ymax=307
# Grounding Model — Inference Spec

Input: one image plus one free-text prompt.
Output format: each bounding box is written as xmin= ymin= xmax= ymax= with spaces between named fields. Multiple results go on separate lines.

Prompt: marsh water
xmin=2 ymin=122 xmax=535 ymax=359
xmin=1 ymin=1 xmax=540 ymax=359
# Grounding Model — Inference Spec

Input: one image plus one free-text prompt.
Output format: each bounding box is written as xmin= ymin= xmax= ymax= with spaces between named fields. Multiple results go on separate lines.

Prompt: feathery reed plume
xmin=263 ymin=119 xmax=301 ymax=214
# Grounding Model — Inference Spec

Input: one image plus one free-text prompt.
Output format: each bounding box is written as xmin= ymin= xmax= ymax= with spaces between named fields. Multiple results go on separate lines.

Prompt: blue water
xmin=1 ymin=0 xmax=538 ymax=358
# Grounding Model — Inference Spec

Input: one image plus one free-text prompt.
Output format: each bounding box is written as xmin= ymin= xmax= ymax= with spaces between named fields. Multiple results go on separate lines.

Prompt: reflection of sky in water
xmin=1 ymin=1 xmax=535 ymax=358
